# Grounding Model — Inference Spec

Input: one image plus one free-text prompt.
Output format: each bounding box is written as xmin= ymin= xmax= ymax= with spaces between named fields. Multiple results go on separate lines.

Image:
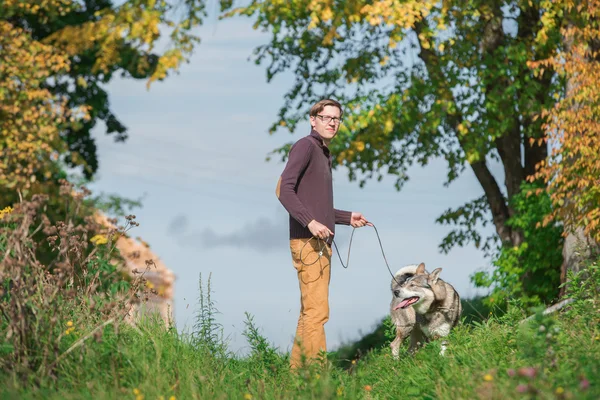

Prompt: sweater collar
xmin=309 ymin=129 xmax=331 ymax=160
xmin=309 ymin=129 xmax=326 ymax=147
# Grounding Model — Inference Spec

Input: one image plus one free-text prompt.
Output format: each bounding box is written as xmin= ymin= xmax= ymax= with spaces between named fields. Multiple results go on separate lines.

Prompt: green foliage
xmin=472 ymin=182 xmax=563 ymax=307
xmin=329 ymin=317 xmax=389 ymax=370
xmin=532 ymin=0 xmax=600 ymax=244
xmin=192 ymin=273 xmax=226 ymax=357
xmin=383 ymin=315 xmax=395 ymax=344
xmin=222 ymin=0 xmax=564 ymax=260
xmin=91 ymin=192 xmax=144 ymax=219
xmin=1 ymin=0 xmax=230 ymax=178
xmin=2 ymin=250 xmax=600 ymax=399
xmin=2 ymin=289 xmax=598 ymax=399
xmin=563 ymin=255 xmax=600 ymax=324
xmin=0 ymin=184 xmax=143 ymax=381
xmin=512 ymin=264 xmax=600 ymax=397
xmin=330 ymin=296 xmax=498 ymax=368
xmin=86 ymin=246 xmax=131 ymax=296
xmin=436 ymin=195 xmax=496 ymax=254
xmin=242 ymin=312 xmax=288 ymax=378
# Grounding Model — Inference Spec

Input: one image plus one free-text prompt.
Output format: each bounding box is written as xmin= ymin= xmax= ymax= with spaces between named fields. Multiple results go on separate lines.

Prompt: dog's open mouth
xmin=393 ymin=296 xmax=420 ymax=310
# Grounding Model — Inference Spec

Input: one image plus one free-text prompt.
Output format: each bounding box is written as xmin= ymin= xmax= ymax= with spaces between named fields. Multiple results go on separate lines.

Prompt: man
xmin=276 ymin=98 xmax=371 ymax=369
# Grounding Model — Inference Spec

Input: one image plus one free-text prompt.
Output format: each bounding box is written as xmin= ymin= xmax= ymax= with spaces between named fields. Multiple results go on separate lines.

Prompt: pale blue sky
xmin=89 ymin=16 xmax=496 ymax=355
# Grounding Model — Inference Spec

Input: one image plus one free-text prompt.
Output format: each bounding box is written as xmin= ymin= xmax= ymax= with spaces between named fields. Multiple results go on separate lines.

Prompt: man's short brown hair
xmin=309 ymin=99 xmax=343 ymax=118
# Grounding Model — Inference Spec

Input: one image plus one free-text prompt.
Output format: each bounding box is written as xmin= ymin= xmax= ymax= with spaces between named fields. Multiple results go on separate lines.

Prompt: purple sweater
xmin=276 ymin=130 xmax=352 ymax=244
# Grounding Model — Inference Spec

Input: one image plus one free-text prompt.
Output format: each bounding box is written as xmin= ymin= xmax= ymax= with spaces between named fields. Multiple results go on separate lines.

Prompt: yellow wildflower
xmin=244 ymin=394 xmax=252 ymax=400
xmin=168 ymin=397 xmax=176 ymax=400
xmin=90 ymin=234 xmax=108 ymax=245
xmin=133 ymin=388 xmax=141 ymax=395
xmin=336 ymin=387 xmax=344 ymax=397
xmin=66 ymin=321 xmax=73 ymax=327
xmin=556 ymin=387 xmax=564 ymax=394
xmin=0 ymin=206 xmax=13 ymax=220
xmin=483 ymin=374 xmax=493 ymax=382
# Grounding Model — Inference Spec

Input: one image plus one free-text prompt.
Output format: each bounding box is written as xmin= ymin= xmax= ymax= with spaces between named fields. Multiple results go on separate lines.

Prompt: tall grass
xmin=2 ymin=260 xmax=598 ymax=399
xmin=0 ymin=183 xmax=152 ymax=384
xmin=1 ymin=188 xmax=598 ymax=399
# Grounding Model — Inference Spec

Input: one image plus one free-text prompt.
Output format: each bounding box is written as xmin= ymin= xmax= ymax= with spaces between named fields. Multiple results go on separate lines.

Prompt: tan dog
xmin=389 ymin=263 xmax=462 ymax=357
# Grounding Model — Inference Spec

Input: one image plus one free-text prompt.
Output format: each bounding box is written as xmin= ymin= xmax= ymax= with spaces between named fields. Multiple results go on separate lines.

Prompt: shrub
xmin=0 ymin=181 xmax=147 ymax=382
xmin=472 ymin=182 xmax=563 ymax=307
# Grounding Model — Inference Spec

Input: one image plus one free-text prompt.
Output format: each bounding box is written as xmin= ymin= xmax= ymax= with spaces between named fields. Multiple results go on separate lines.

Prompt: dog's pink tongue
xmin=394 ymin=297 xmax=418 ymax=310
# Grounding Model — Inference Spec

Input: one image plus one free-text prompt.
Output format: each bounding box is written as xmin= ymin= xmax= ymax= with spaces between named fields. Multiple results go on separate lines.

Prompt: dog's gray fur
xmin=389 ymin=262 xmax=462 ymax=357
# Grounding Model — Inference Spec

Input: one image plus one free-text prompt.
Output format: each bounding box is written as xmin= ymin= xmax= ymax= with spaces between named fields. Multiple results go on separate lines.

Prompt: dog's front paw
xmin=390 ymin=341 xmax=400 ymax=360
xmin=439 ymin=340 xmax=448 ymax=356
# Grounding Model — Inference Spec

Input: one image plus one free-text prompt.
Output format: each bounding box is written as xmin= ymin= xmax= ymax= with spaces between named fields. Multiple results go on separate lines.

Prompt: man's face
xmin=310 ymin=105 xmax=342 ymax=144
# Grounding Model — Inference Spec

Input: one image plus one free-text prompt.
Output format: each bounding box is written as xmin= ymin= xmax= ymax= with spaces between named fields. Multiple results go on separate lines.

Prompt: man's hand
xmin=350 ymin=212 xmax=372 ymax=228
xmin=308 ymin=220 xmax=334 ymax=240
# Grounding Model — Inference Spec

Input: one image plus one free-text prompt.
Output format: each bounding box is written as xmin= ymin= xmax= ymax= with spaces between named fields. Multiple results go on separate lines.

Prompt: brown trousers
xmin=289 ymin=238 xmax=332 ymax=369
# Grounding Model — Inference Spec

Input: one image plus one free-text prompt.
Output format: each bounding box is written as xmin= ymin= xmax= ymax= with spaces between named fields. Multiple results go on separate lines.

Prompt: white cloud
xmin=169 ymin=210 xmax=289 ymax=252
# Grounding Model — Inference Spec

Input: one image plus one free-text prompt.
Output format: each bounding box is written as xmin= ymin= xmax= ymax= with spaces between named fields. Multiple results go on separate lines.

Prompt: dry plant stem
xmin=27 ymin=220 xmax=45 ymax=240
xmin=0 ymin=307 xmax=9 ymax=326
xmin=520 ymin=298 xmax=575 ymax=324
xmin=463 ymin=299 xmax=487 ymax=320
xmin=1 ymin=186 xmax=145 ymax=379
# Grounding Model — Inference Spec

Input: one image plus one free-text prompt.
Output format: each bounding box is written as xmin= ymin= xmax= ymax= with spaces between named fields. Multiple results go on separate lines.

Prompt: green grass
xmin=2 ymin=184 xmax=598 ymax=399
xmin=2 ymin=197 xmax=598 ymax=399
xmin=1 ymin=289 xmax=598 ymax=400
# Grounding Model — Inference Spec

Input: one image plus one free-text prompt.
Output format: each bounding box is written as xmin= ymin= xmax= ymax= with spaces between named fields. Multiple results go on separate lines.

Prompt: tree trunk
xmin=560 ymin=227 xmax=600 ymax=296
xmin=414 ymin=19 xmax=521 ymax=248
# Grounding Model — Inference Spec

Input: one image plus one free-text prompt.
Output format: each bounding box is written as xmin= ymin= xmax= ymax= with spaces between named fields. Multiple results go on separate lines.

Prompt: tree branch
xmin=482 ymin=3 xmax=524 ymax=201
xmin=519 ymin=4 xmax=551 ymax=179
xmin=414 ymin=20 xmax=514 ymax=245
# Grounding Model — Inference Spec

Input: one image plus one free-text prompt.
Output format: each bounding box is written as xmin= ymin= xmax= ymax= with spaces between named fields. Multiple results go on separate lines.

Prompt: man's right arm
xmin=276 ymin=139 xmax=315 ymax=228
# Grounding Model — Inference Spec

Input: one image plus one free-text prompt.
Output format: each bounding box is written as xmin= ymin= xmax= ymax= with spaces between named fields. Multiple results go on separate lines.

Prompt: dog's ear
xmin=416 ymin=263 xmax=426 ymax=275
xmin=428 ymin=268 xmax=442 ymax=285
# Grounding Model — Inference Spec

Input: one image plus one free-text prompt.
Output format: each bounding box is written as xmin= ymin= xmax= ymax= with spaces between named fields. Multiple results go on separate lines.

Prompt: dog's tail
xmin=393 ymin=264 xmax=423 ymax=278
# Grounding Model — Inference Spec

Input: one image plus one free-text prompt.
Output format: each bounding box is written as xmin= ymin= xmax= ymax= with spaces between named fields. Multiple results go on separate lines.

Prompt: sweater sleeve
xmin=276 ymin=139 xmax=315 ymax=227
xmin=334 ymin=209 xmax=352 ymax=225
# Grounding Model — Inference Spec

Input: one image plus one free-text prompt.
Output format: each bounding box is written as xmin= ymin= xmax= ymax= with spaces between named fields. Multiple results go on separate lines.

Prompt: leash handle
xmin=299 ymin=237 xmax=326 ymax=266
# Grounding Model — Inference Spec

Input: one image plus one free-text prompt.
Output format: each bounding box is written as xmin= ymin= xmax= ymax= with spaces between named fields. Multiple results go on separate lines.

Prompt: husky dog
xmin=390 ymin=263 xmax=461 ymax=358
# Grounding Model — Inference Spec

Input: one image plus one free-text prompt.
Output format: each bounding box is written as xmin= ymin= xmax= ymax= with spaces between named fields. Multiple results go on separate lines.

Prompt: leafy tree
xmin=0 ymin=15 xmax=83 ymax=191
xmin=223 ymin=2 xmax=564 ymax=273
xmin=1 ymin=0 xmax=218 ymax=178
xmin=530 ymin=0 xmax=600 ymax=270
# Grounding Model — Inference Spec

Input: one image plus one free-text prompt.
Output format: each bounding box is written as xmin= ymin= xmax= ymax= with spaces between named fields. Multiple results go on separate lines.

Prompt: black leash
xmin=299 ymin=223 xmax=400 ymax=283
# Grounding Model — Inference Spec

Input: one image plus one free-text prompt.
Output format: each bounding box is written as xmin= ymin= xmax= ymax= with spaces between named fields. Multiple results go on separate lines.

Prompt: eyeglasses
xmin=316 ymin=115 xmax=343 ymax=125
